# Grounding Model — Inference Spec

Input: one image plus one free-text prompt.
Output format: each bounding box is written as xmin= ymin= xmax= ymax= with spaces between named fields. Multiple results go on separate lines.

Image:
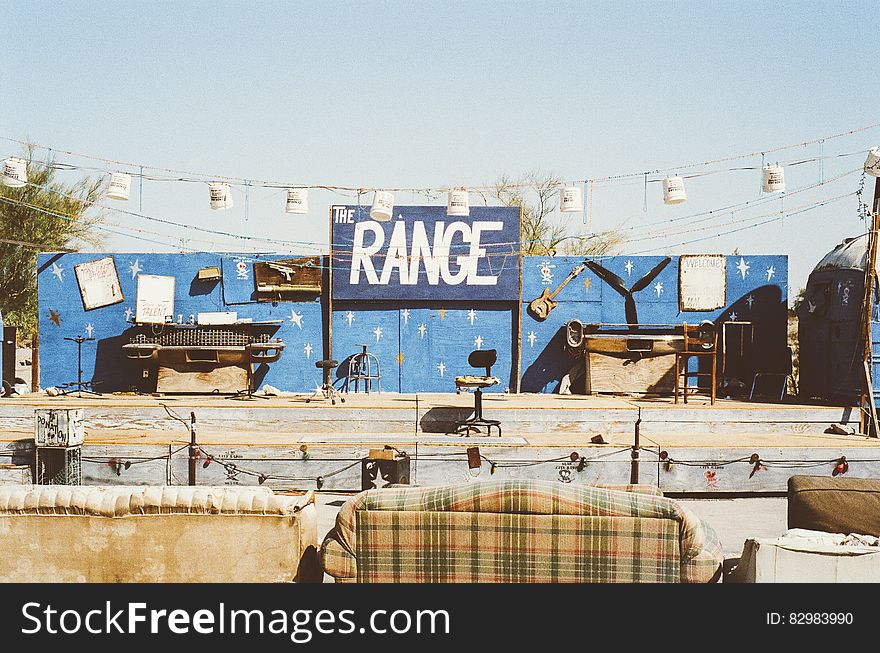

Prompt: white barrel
xmin=1 ymin=157 xmax=27 ymax=187
xmin=762 ymin=164 xmax=785 ymax=193
xmin=662 ymin=176 xmax=687 ymax=205
xmin=559 ymin=186 xmax=583 ymax=212
xmin=865 ymin=147 xmax=880 ymax=177
xmin=285 ymin=188 xmax=309 ymax=214
xmin=106 ymin=172 xmax=132 ymax=200
xmin=209 ymin=182 xmax=233 ymax=210
xmin=370 ymin=190 xmax=394 ymax=221
xmin=447 ymin=188 xmax=469 ymax=216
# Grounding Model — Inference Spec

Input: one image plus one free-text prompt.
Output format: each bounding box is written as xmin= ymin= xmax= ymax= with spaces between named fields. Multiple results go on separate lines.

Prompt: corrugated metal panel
xmin=814 ymin=234 xmax=869 ymax=272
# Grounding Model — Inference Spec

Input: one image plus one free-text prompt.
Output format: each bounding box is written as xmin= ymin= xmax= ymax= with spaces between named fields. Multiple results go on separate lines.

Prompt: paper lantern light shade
xmin=559 ymin=186 xmax=584 ymax=213
xmin=2 ymin=158 xmax=27 ymax=188
xmin=662 ymin=176 xmax=687 ymax=205
xmin=209 ymin=182 xmax=233 ymax=210
xmin=285 ymin=188 xmax=309 ymax=214
xmin=370 ymin=191 xmax=394 ymax=222
xmin=865 ymin=147 xmax=880 ymax=178
xmin=762 ymin=165 xmax=785 ymax=193
xmin=107 ymin=172 xmax=132 ymax=200
xmin=447 ymin=189 xmax=469 ymax=217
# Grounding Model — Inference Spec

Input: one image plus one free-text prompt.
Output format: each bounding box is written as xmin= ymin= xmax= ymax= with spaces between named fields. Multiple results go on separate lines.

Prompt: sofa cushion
xmin=788 ymin=475 xmax=880 ymax=537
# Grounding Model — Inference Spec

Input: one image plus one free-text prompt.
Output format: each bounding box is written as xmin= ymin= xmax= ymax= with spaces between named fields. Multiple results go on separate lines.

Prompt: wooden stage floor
xmin=0 ymin=392 xmax=876 ymax=493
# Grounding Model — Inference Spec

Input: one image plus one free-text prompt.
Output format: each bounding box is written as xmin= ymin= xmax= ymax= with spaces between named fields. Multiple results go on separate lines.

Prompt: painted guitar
xmin=528 ymin=262 xmax=589 ymax=320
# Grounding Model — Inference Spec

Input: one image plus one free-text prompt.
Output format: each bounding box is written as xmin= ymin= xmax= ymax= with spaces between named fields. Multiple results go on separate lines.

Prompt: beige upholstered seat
xmin=0 ymin=485 xmax=319 ymax=583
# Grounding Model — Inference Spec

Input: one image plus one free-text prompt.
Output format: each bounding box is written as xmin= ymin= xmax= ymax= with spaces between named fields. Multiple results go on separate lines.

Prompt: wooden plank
xmin=586 ymin=352 xmax=676 ymax=394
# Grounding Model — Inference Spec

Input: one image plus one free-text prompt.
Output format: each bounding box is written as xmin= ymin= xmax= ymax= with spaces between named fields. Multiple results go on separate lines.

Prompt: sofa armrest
xmin=321 ymin=527 xmax=358 ymax=580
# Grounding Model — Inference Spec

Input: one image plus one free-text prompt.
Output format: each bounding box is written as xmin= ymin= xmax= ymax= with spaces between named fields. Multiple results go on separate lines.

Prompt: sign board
xmin=34 ymin=408 xmax=85 ymax=447
xmin=74 ymin=257 xmax=124 ymax=311
xmin=679 ymin=255 xmax=726 ymax=311
xmin=135 ymin=274 xmax=175 ymax=324
xmin=330 ymin=205 xmax=521 ymax=301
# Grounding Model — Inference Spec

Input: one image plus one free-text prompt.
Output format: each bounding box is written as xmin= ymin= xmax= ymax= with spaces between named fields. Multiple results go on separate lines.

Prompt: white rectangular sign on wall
xmin=679 ymin=255 xmax=726 ymax=311
xmin=74 ymin=256 xmax=124 ymax=311
xmin=135 ymin=274 xmax=175 ymax=324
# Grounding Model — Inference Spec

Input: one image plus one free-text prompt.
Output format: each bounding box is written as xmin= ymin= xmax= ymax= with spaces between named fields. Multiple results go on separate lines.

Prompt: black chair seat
xmin=315 ymin=359 xmax=338 ymax=369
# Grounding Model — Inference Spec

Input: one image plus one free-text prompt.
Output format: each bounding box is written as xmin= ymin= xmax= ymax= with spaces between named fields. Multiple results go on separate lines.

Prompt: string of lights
xmin=3 ymin=122 xmax=878 ymax=192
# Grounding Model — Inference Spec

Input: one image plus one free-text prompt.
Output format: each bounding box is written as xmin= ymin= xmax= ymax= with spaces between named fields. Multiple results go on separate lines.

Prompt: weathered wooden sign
xmin=679 ymin=255 xmax=726 ymax=311
xmin=330 ymin=205 xmax=521 ymax=301
xmin=135 ymin=274 xmax=175 ymax=324
xmin=74 ymin=256 xmax=124 ymax=310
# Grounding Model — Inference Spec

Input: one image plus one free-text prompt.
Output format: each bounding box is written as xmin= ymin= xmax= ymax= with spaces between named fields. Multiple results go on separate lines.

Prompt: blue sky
xmin=3 ymin=1 xmax=879 ymax=293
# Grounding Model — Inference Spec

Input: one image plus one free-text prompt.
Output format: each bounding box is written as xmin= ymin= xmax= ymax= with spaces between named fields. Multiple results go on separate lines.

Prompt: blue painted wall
xmin=36 ymin=250 xmax=788 ymax=396
xmin=520 ymin=254 xmax=789 ymax=393
xmin=37 ymin=253 xmax=325 ymax=392
xmin=331 ymin=303 xmax=515 ymax=393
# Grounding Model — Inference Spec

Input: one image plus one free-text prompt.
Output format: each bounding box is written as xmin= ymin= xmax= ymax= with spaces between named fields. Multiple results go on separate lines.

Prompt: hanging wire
xmin=2 ymin=121 xmax=879 ymax=192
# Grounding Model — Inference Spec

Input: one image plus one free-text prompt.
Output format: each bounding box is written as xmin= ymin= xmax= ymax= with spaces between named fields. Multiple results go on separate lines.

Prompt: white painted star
xmin=437 ymin=362 xmax=446 ymax=377
xmin=766 ymin=265 xmax=776 ymax=282
xmin=129 ymin=259 xmax=142 ymax=279
xmin=746 ymin=294 xmax=755 ymax=310
xmin=401 ymin=309 xmax=410 ymax=325
xmin=303 ymin=343 xmax=313 ymax=358
xmin=654 ymin=281 xmax=663 ymax=298
xmin=124 ymin=307 xmax=133 ymax=322
xmin=467 ymin=309 xmax=477 ymax=325
xmin=85 ymin=323 xmax=94 ymax=338
xmin=288 ymin=310 xmax=303 ymax=328
xmin=345 ymin=311 xmax=354 ymax=326
xmin=50 ymin=262 xmax=64 ymax=282
xmin=474 ymin=335 xmax=484 ymax=350
xmin=417 ymin=323 xmax=427 ymax=339
xmin=527 ymin=331 xmax=537 ymax=347
xmin=624 ymin=260 xmax=634 ymax=276
xmin=808 ymin=301 xmax=816 ymax=313
xmin=373 ymin=326 xmax=383 ymax=342
xmin=729 ymin=311 xmax=738 ymax=321
xmin=736 ymin=257 xmax=750 ymax=280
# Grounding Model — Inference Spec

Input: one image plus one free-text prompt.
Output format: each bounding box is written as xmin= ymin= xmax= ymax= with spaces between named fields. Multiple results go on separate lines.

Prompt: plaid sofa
xmin=321 ymin=480 xmax=722 ymax=583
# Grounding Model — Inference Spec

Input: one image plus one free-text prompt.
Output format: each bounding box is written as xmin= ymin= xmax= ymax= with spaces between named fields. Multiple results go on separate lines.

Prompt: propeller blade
xmin=585 ymin=261 xmax=628 ymax=297
xmin=630 ymin=257 xmax=672 ymax=293
xmin=624 ymin=297 xmax=639 ymax=330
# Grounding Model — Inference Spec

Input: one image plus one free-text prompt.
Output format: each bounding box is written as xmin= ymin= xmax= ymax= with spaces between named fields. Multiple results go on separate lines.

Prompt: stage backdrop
xmin=37 ymin=253 xmax=325 ymax=393
xmin=520 ymin=254 xmax=789 ymax=393
xmin=329 ymin=205 xmax=521 ymax=393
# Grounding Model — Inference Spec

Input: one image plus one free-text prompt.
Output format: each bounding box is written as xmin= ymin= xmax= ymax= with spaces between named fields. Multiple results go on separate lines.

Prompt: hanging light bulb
xmin=285 ymin=188 xmax=309 ymax=214
xmin=1 ymin=157 xmax=27 ymax=187
xmin=107 ymin=172 xmax=132 ymax=200
xmin=662 ymin=176 xmax=687 ymax=205
xmin=865 ymin=147 xmax=880 ymax=177
xmin=762 ymin=164 xmax=786 ymax=193
xmin=446 ymin=188 xmax=469 ymax=217
xmin=559 ymin=186 xmax=584 ymax=213
xmin=208 ymin=182 xmax=233 ymax=210
xmin=370 ymin=190 xmax=394 ymax=222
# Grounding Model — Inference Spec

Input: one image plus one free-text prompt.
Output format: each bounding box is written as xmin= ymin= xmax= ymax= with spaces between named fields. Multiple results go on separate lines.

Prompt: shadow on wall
xmin=714 ymin=285 xmax=788 ymax=381
xmin=91 ymin=332 xmax=144 ymax=392
xmin=521 ymin=326 xmax=579 ymax=394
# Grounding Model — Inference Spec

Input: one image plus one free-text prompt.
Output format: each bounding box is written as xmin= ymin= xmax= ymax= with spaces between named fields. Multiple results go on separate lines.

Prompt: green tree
xmin=0 ymin=147 xmax=103 ymax=337
xmin=494 ymin=171 xmax=622 ymax=257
